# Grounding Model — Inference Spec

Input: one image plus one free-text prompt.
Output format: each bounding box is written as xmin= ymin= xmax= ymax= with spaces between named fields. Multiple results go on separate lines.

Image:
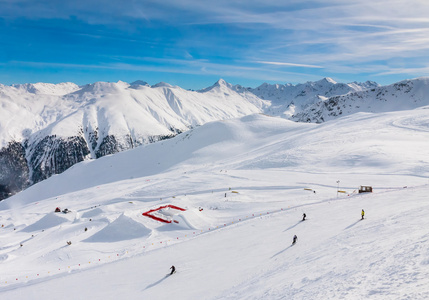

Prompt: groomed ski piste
xmin=1 ymin=110 xmax=429 ymax=299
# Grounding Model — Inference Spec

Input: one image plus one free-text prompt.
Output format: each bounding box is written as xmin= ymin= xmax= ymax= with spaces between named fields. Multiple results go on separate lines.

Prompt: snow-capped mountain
xmin=248 ymin=77 xmax=380 ymax=118
xmin=0 ymin=79 xmax=267 ymax=199
xmin=292 ymin=77 xmax=429 ymax=123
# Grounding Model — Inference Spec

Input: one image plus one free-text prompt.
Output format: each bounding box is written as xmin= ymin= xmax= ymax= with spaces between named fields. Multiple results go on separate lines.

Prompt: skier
xmin=302 ymin=213 xmax=306 ymax=221
xmin=361 ymin=209 xmax=365 ymax=220
xmin=170 ymin=265 xmax=176 ymax=275
xmin=292 ymin=235 xmax=298 ymax=245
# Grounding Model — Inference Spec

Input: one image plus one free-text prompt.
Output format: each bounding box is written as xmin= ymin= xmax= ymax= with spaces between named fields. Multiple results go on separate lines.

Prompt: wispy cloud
xmin=374 ymin=66 xmax=429 ymax=76
xmin=255 ymin=61 xmax=323 ymax=69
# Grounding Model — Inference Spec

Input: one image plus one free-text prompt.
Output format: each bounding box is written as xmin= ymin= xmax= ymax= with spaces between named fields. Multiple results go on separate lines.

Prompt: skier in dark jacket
xmin=170 ymin=265 xmax=176 ymax=275
xmin=302 ymin=213 xmax=306 ymax=221
xmin=292 ymin=235 xmax=298 ymax=245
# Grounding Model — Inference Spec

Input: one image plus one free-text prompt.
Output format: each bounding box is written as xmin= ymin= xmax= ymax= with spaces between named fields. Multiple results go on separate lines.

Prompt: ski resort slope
xmin=1 ymin=110 xmax=429 ymax=299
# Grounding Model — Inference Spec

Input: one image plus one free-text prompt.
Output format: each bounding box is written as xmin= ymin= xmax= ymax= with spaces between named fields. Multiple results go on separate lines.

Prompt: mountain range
xmin=1 ymin=77 xmax=429 ymax=199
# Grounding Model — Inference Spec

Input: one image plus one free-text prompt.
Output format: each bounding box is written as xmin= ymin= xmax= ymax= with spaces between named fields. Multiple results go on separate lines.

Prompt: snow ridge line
xmin=0 ymin=191 xmax=386 ymax=287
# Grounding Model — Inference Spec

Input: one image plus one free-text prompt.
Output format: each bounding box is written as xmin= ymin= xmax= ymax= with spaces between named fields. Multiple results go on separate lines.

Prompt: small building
xmin=358 ymin=186 xmax=372 ymax=193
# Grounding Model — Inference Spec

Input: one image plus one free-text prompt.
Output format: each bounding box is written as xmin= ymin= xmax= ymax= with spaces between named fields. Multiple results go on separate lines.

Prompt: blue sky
xmin=1 ymin=0 xmax=429 ymax=89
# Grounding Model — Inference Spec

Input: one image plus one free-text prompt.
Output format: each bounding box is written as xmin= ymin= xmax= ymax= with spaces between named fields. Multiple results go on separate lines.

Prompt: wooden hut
xmin=358 ymin=186 xmax=372 ymax=193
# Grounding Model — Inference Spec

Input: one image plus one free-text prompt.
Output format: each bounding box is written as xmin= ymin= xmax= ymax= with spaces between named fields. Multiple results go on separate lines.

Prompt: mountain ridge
xmin=292 ymin=77 xmax=429 ymax=123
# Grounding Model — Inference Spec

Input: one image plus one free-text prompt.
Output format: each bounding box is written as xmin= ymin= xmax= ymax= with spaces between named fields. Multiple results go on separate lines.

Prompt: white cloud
xmin=255 ymin=61 xmax=323 ymax=68
xmin=374 ymin=66 xmax=429 ymax=76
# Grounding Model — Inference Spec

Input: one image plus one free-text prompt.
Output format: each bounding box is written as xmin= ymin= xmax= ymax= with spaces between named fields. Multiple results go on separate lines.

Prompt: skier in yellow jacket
xmin=361 ymin=209 xmax=365 ymax=220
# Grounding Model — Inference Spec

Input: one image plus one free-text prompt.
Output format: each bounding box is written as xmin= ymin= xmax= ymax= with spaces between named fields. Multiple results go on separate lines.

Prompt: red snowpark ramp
xmin=142 ymin=205 xmax=186 ymax=223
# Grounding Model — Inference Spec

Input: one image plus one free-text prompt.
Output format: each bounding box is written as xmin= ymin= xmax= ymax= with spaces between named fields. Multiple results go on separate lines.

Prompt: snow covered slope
xmin=0 ymin=110 xmax=429 ymax=299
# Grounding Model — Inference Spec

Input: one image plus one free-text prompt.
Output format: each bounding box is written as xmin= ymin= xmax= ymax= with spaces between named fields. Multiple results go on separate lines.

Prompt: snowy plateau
xmin=0 ymin=77 xmax=429 ymax=299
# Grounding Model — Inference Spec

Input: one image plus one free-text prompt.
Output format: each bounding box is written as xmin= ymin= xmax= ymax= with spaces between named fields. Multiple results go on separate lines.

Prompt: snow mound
xmin=84 ymin=214 xmax=151 ymax=243
xmin=21 ymin=212 xmax=69 ymax=232
xmin=161 ymin=210 xmax=204 ymax=230
xmin=172 ymin=213 xmax=197 ymax=229
xmin=156 ymin=215 xmax=195 ymax=231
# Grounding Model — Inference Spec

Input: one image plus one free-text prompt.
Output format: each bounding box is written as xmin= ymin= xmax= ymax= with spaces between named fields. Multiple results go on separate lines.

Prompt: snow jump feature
xmin=142 ymin=205 xmax=186 ymax=224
